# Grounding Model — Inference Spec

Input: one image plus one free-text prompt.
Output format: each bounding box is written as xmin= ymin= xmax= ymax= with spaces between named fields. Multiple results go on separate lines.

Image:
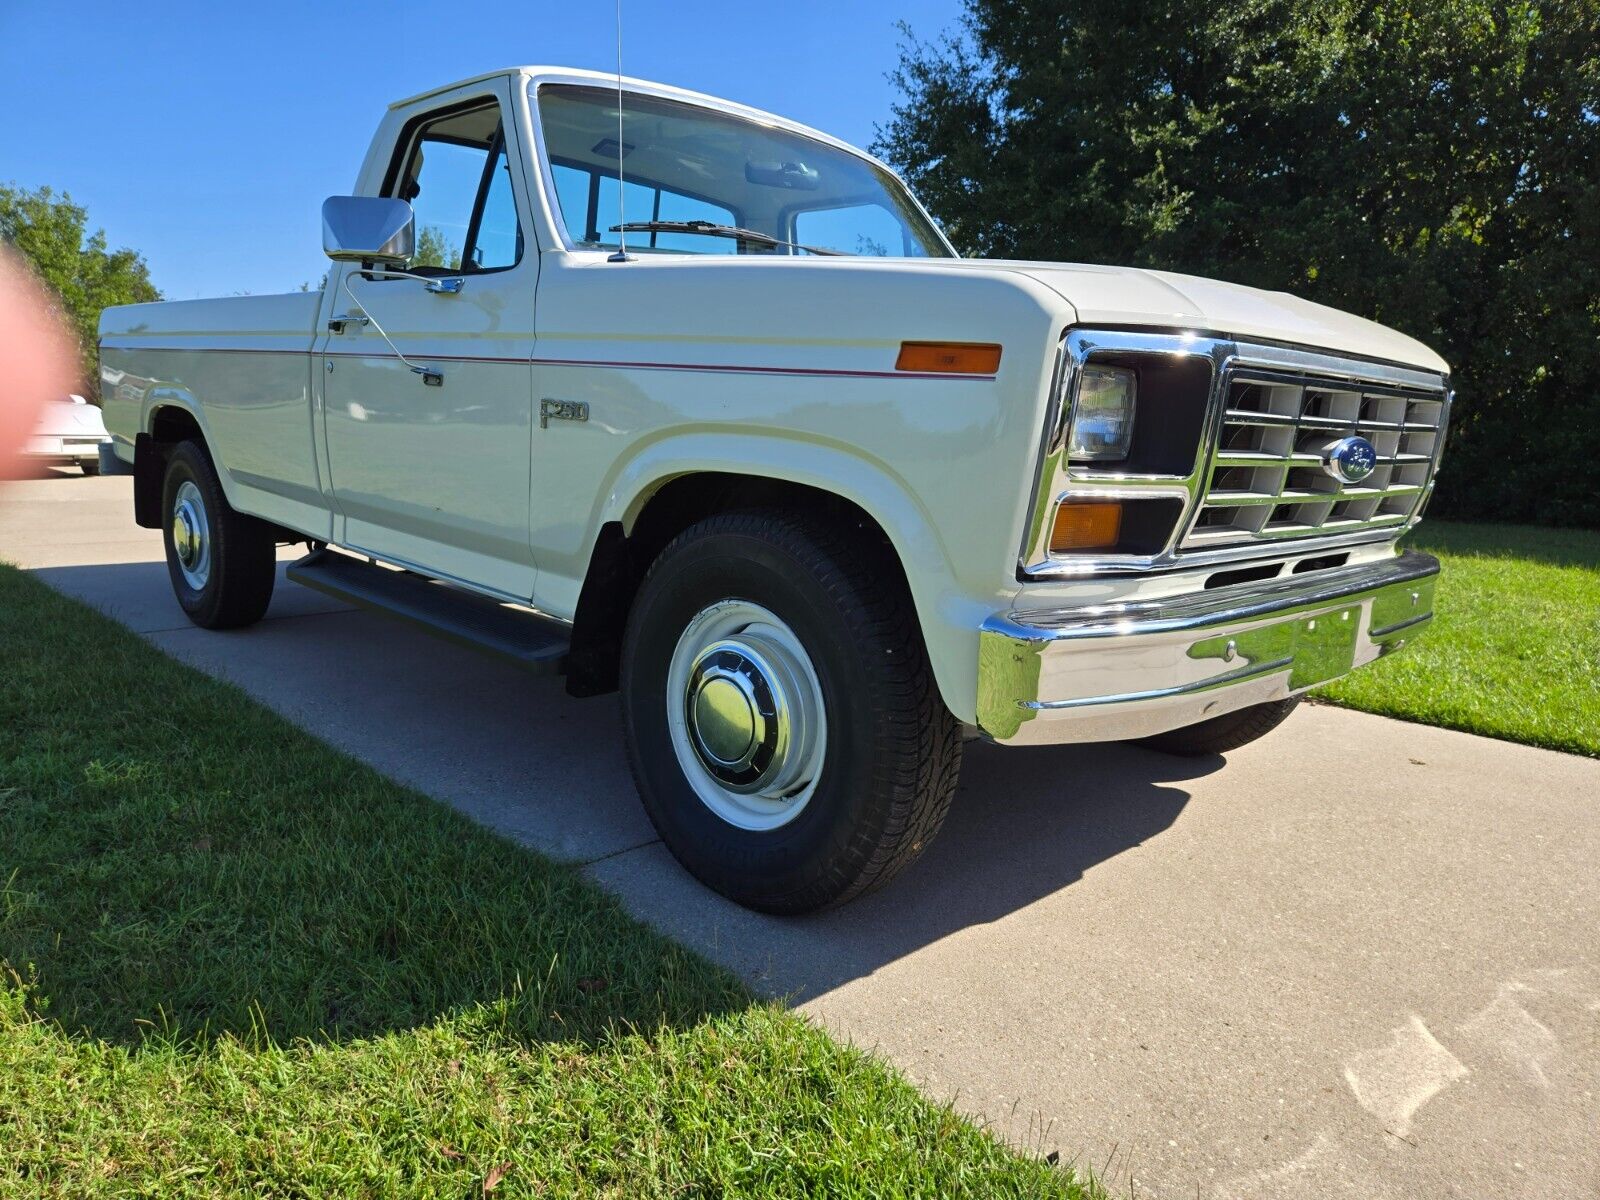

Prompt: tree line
xmin=8 ymin=10 xmax=1596 ymax=529
xmin=0 ymin=185 xmax=160 ymax=390
xmin=877 ymin=0 xmax=1599 ymax=527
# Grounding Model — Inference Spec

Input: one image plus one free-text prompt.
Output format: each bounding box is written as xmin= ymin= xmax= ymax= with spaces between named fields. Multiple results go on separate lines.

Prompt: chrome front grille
xmin=1182 ymin=370 xmax=1448 ymax=551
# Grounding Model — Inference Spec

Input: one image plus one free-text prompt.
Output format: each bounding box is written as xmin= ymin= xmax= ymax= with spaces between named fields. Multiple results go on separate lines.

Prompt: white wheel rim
xmin=171 ymin=480 xmax=211 ymax=591
xmin=666 ymin=599 xmax=827 ymax=832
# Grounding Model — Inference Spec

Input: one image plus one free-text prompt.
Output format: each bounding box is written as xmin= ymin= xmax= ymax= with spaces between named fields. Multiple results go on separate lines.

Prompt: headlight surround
xmin=1067 ymin=364 xmax=1137 ymax=462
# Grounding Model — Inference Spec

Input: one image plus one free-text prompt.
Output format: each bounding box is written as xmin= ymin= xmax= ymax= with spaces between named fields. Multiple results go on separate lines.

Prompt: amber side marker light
xmin=895 ymin=341 xmax=1003 ymax=374
xmin=1050 ymin=500 xmax=1123 ymax=553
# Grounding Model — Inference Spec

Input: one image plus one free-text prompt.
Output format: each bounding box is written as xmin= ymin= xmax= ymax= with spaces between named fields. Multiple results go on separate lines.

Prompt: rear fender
xmin=135 ymin=392 xmax=247 ymax=528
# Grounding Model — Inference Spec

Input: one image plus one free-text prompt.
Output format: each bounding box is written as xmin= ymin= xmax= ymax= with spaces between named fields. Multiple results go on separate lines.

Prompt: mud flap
xmin=132 ymin=433 xmax=169 ymax=529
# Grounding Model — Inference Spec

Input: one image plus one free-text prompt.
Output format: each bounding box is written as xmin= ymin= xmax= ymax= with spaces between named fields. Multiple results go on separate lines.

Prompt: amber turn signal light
xmin=895 ymin=341 xmax=1002 ymax=375
xmin=1049 ymin=500 xmax=1123 ymax=553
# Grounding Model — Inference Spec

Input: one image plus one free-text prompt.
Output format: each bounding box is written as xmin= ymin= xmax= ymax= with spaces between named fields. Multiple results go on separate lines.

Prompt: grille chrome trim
xmin=1019 ymin=329 xmax=1450 ymax=578
xmin=1182 ymin=364 xmax=1450 ymax=552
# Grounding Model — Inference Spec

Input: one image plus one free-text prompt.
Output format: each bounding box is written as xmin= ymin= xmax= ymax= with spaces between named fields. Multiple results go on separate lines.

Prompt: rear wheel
xmin=80 ymin=457 xmax=100 ymax=477
xmin=161 ymin=440 xmax=276 ymax=629
xmin=1137 ymin=697 xmax=1301 ymax=756
xmin=620 ymin=511 xmax=961 ymax=913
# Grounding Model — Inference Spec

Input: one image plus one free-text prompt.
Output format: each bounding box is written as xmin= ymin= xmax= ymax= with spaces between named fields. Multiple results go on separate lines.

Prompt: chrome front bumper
xmin=977 ymin=550 xmax=1439 ymax=745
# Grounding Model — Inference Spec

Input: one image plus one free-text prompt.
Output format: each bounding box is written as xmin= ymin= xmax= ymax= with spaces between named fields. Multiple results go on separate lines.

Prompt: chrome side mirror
xmin=321 ymin=196 xmax=414 ymax=264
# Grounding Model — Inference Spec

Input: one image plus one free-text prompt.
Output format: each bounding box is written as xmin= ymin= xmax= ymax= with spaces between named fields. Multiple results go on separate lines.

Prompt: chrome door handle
xmin=425 ymin=277 xmax=464 ymax=295
xmin=328 ymin=313 xmax=369 ymax=333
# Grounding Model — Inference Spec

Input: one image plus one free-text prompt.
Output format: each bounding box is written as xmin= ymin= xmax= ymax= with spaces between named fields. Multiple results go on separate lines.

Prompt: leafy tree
xmin=412 ymin=225 xmax=459 ymax=270
xmin=0 ymin=184 xmax=161 ymax=389
xmin=878 ymin=1 xmax=1600 ymax=526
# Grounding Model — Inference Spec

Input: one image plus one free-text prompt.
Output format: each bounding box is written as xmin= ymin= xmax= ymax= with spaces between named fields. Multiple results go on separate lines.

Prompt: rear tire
xmin=161 ymin=440 xmax=276 ymax=629
xmin=1137 ymin=697 xmax=1301 ymax=756
xmin=620 ymin=511 xmax=961 ymax=914
xmin=80 ymin=457 xmax=100 ymax=477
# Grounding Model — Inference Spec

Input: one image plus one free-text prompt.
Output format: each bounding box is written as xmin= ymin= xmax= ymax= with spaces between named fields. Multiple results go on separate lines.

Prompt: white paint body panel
xmin=317 ymin=76 xmax=540 ymax=598
xmin=100 ymin=292 xmax=329 ymax=538
xmin=997 ymin=262 xmax=1448 ymax=374
xmin=97 ymin=66 xmax=1451 ymax=726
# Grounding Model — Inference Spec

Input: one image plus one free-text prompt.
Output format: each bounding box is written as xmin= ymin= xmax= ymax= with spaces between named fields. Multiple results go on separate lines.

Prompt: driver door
xmin=320 ymin=87 xmax=538 ymax=599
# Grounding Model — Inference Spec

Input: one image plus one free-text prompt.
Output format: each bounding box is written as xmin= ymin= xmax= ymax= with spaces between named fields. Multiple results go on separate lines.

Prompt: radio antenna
xmin=607 ymin=0 xmax=631 ymax=262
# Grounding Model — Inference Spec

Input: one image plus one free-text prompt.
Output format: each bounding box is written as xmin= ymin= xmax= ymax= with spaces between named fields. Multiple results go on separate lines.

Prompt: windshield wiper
xmin=609 ymin=219 xmax=848 ymax=256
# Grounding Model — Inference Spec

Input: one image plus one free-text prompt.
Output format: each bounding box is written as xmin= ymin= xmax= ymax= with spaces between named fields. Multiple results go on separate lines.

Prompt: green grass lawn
xmin=0 ymin=566 xmax=1091 ymax=1199
xmin=1316 ymin=521 xmax=1600 ymax=758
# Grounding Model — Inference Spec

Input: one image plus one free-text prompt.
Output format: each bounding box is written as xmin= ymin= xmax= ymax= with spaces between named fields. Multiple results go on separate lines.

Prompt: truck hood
xmin=970 ymin=260 xmax=1449 ymax=376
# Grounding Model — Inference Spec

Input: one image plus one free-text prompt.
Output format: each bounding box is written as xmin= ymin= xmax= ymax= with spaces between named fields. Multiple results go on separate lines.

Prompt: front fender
xmin=602 ymin=431 xmax=999 ymax=725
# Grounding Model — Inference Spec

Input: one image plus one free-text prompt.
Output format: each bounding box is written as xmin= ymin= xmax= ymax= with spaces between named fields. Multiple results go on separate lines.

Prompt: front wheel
xmin=1136 ymin=697 xmax=1301 ymax=756
xmin=161 ymin=440 xmax=277 ymax=629
xmin=620 ymin=511 xmax=962 ymax=914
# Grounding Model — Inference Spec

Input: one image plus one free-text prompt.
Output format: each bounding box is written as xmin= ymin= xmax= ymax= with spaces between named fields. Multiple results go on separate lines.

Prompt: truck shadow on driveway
xmin=610 ymin=739 xmax=1216 ymax=1004
xmin=22 ymin=561 xmax=1218 ymax=1030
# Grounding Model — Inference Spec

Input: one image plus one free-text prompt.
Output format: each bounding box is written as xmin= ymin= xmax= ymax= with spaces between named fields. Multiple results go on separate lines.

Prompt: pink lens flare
xmin=0 ymin=248 xmax=81 ymax=472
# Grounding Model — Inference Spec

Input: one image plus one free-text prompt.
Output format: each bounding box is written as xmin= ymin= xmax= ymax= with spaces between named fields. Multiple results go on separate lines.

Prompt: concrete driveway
xmin=4 ymin=470 xmax=1597 ymax=1199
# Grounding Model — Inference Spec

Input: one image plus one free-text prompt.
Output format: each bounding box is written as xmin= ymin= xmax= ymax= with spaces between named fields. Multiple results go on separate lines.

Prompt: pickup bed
xmin=100 ymin=66 xmax=1449 ymax=912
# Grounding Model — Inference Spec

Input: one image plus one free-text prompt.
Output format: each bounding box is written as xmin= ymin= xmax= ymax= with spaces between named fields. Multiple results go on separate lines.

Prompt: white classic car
xmin=24 ymin=394 xmax=110 ymax=474
xmin=99 ymin=67 xmax=1449 ymax=912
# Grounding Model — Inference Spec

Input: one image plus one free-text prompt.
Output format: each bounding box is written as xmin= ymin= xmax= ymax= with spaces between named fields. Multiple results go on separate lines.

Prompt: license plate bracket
xmin=1289 ymin=605 xmax=1362 ymax=689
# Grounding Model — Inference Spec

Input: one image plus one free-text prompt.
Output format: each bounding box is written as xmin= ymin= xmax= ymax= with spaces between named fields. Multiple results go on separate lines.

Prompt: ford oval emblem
xmin=1325 ymin=436 xmax=1378 ymax=484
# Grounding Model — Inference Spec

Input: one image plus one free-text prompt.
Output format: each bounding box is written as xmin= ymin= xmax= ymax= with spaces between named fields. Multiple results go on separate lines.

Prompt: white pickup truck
xmin=100 ymin=67 xmax=1449 ymax=912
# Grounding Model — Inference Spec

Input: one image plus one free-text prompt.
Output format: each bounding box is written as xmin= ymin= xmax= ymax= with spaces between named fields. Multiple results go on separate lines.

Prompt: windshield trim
xmin=526 ymin=75 xmax=958 ymax=260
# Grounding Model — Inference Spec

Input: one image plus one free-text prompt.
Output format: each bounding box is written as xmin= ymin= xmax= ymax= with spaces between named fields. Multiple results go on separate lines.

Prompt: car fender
xmin=601 ymin=430 xmax=999 ymax=725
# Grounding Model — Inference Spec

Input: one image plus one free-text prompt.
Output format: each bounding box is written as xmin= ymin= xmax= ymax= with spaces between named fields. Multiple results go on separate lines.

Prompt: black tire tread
xmin=1138 ymin=697 xmax=1300 ymax=757
xmin=623 ymin=509 xmax=962 ymax=913
xmin=163 ymin=440 xmax=276 ymax=630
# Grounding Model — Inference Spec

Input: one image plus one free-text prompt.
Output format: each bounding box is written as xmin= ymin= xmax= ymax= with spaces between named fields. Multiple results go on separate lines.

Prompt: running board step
xmin=286 ymin=550 xmax=569 ymax=675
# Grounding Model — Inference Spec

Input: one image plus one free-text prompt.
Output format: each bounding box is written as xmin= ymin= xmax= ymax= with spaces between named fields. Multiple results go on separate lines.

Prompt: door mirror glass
xmin=322 ymin=196 xmax=415 ymax=264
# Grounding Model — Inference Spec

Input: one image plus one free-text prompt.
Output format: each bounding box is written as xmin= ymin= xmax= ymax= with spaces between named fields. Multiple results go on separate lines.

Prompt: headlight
xmin=1068 ymin=364 xmax=1137 ymax=462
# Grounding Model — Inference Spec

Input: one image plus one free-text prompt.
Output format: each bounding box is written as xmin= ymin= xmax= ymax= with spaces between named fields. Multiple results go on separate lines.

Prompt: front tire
xmin=161 ymin=440 xmax=276 ymax=629
xmin=1137 ymin=697 xmax=1301 ymax=756
xmin=620 ymin=511 xmax=961 ymax=914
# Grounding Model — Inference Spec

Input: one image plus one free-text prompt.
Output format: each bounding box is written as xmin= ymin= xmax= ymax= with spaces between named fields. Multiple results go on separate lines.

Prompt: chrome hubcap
xmin=667 ymin=601 xmax=826 ymax=831
xmin=171 ymin=481 xmax=211 ymax=590
xmin=686 ymin=643 xmax=787 ymax=791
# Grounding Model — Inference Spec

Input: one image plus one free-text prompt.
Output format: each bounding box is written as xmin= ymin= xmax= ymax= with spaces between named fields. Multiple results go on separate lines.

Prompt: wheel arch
xmin=135 ymin=398 xmax=266 ymax=535
xmin=567 ymin=438 xmax=985 ymax=724
xmin=133 ymin=399 xmax=213 ymax=529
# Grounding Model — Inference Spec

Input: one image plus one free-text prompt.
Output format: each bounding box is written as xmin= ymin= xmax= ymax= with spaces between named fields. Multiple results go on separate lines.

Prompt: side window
xmin=390 ymin=104 xmax=523 ymax=274
xmin=471 ymin=143 xmax=520 ymax=270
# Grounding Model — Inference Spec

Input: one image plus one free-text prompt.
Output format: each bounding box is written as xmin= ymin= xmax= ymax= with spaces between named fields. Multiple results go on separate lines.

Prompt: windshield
xmin=534 ymin=84 xmax=953 ymax=258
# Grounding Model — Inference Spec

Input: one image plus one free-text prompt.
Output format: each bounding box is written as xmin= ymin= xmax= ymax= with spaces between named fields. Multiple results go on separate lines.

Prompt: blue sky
xmin=0 ymin=0 xmax=965 ymax=299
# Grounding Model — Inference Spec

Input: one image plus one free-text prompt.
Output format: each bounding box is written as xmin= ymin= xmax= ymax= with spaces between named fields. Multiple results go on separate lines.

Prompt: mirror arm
xmin=338 ymin=273 xmax=444 ymax=386
xmin=360 ymin=266 xmax=464 ymax=293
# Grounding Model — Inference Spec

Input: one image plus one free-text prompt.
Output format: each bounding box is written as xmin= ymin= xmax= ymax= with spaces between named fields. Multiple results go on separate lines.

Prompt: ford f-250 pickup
xmin=99 ymin=67 xmax=1449 ymax=913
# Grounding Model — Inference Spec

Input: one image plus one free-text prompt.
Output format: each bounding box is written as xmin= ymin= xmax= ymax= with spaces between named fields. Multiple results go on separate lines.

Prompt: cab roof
xmin=387 ymin=66 xmax=866 ymax=163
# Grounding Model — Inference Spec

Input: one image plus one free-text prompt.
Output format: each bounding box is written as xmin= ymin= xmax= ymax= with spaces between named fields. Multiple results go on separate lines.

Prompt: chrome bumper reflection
xmin=977 ymin=551 xmax=1439 ymax=745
